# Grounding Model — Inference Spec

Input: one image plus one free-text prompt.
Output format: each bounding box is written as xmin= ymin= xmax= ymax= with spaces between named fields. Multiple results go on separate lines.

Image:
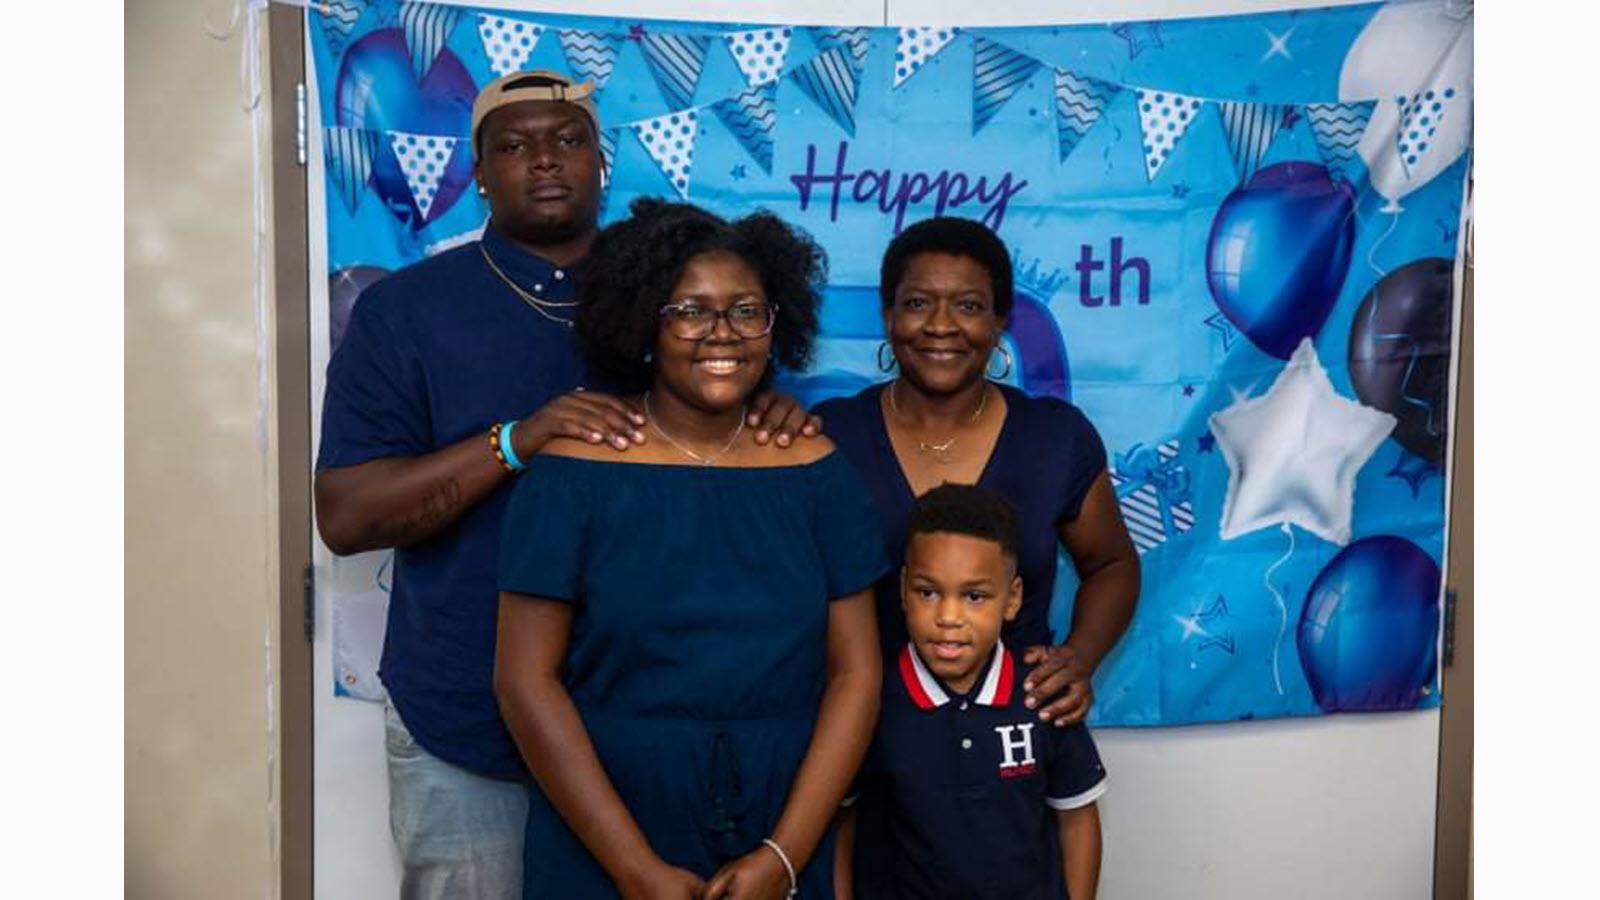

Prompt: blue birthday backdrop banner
xmin=311 ymin=0 xmax=1471 ymax=727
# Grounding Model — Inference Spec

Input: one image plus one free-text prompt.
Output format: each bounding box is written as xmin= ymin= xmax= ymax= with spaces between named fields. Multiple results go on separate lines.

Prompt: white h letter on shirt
xmin=995 ymin=723 xmax=1037 ymax=769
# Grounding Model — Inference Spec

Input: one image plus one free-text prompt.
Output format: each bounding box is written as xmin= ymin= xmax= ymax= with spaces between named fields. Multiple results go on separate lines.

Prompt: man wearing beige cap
xmin=316 ymin=70 xmax=818 ymax=897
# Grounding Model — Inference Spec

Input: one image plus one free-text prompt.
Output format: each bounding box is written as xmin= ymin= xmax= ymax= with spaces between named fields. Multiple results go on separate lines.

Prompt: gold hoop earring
xmin=876 ymin=341 xmax=898 ymax=373
xmin=987 ymin=344 xmax=1013 ymax=380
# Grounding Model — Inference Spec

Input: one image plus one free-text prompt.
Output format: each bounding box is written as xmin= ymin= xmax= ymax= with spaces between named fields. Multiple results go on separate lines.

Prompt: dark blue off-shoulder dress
xmin=499 ymin=452 xmax=887 ymax=899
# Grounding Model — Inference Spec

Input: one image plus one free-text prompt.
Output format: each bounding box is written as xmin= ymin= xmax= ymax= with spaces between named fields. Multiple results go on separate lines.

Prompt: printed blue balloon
xmin=333 ymin=29 xmax=477 ymax=230
xmin=1297 ymin=536 xmax=1440 ymax=711
xmin=329 ymin=265 xmax=392 ymax=354
xmin=1206 ymin=162 xmax=1356 ymax=359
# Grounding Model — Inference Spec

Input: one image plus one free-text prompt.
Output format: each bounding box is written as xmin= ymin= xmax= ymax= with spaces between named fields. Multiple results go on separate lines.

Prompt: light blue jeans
xmin=385 ymin=702 xmax=529 ymax=900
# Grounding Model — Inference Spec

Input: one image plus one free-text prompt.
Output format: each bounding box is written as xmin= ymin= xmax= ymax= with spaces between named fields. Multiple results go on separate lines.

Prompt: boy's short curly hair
xmin=879 ymin=216 xmax=1014 ymax=318
xmin=907 ymin=483 xmax=1021 ymax=563
xmin=575 ymin=198 xmax=826 ymax=393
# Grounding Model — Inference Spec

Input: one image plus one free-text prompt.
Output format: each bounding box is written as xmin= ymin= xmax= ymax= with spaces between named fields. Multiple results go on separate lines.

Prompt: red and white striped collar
xmin=898 ymin=641 xmax=1016 ymax=711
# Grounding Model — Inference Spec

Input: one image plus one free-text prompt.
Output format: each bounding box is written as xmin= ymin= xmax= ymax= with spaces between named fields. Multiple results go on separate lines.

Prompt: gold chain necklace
xmin=643 ymin=392 xmax=747 ymax=466
xmin=479 ymin=244 xmax=579 ymax=328
xmin=889 ymin=379 xmax=989 ymax=463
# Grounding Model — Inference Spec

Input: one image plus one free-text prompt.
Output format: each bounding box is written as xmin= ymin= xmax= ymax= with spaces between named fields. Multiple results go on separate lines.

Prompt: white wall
xmin=127 ymin=2 xmax=277 ymax=897
xmin=308 ymin=2 xmax=1437 ymax=899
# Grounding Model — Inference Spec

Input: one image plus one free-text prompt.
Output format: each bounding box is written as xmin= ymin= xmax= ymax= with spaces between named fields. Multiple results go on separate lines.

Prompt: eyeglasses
xmin=659 ymin=302 xmax=777 ymax=341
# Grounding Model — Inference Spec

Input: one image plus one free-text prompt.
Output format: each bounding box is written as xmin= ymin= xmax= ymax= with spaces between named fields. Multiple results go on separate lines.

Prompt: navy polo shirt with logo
xmin=317 ymin=226 xmax=588 ymax=781
xmin=855 ymin=641 xmax=1108 ymax=899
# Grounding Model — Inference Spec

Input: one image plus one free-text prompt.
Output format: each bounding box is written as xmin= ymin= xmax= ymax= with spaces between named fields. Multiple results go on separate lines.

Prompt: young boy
xmin=838 ymin=484 xmax=1107 ymax=899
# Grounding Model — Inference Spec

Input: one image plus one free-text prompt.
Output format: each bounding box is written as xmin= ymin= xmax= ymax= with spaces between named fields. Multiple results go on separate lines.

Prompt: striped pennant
xmin=972 ymin=37 xmax=1042 ymax=134
xmin=387 ymin=131 xmax=459 ymax=219
xmin=1135 ymin=88 xmax=1205 ymax=181
xmin=810 ymin=26 xmax=869 ymax=73
xmin=712 ymin=82 xmax=778 ymax=173
xmin=641 ymin=33 xmax=711 ymax=110
xmin=477 ymin=14 xmax=543 ymax=77
xmin=1054 ymin=68 xmax=1120 ymax=163
xmin=894 ymin=27 xmax=959 ymax=88
xmin=724 ymin=27 xmax=793 ymax=87
xmin=323 ymin=126 xmax=377 ymax=213
xmin=789 ymin=47 xmax=860 ymax=136
xmin=397 ymin=1 xmax=461 ymax=78
xmin=598 ymin=128 xmax=618 ymax=186
xmin=631 ymin=110 xmax=700 ymax=199
xmin=1109 ymin=440 xmax=1195 ymax=555
xmin=1217 ymin=101 xmax=1286 ymax=182
xmin=558 ymin=29 xmax=622 ymax=89
xmin=316 ymin=0 xmax=366 ymax=55
xmin=1305 ymin=100 xmax=1375 ymax=177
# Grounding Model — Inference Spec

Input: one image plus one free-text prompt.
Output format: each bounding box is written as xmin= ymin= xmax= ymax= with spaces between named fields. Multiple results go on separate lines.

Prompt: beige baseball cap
xmin=470 ymin=70 xmax=600 ymax=155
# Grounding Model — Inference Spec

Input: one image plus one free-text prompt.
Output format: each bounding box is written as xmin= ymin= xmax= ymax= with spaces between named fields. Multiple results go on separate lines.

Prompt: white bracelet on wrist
xmin=760 ymin=837 xmax=799 ymax=897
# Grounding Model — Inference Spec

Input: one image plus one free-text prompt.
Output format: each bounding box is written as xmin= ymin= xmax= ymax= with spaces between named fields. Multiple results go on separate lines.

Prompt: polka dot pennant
xmin=631 ymin=110 xmax=700 ymax=199
xmin=1135 ymin=88 xmax=1206 ymax=181
xmin=387 ymin=130 xmax=459 ymax=220
xmin=894 ymin=27 xmax=959 ymax=89
xmin=724 ymin=27 xmax=793 ymax=87
xmin=1395 ymin=85 xmax=1456 ymax=176
xmin=476 ymin=14 xmax=544 ymax=77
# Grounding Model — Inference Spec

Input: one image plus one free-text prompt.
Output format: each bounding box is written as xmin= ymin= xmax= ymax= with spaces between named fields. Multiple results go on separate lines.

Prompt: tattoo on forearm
xmin=368 ymin=477 xmax=462 ymax=547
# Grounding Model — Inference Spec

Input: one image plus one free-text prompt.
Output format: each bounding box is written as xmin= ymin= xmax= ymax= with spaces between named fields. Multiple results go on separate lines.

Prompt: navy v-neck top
xmin=814 ymin=382 xmax=1108 ymax=655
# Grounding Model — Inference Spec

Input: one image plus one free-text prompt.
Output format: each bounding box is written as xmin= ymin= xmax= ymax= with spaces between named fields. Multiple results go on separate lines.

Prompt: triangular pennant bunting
xmin=599 ymin=128 xmax=618 ymax=185
xmin=1396 ymin=86 xmax=1460 ymax=178
xmin=972 ymin=37 xmax=1043 ymax=134
xmin=789 ymin=47 xmax=861 ymax=136
xmin=317 ymin=0 xmax=366 ymax=56
xmin=1304 ymin=101 xmax=1374 ymax=176
xmin=811 ymin=27 xmax=869 ymax=72
xmin=1054 ymin=68 xmax=1121 ymax=162
xmin=387 ymin=131 xmax=459 ymax=219
xmin=397 ymin=1 xmax=462 ymax=78
xmin=477 ymin=14 xmax=543 ymax=76
xmin=1135 ymin=88 xmax=1205 ymax=181
xmin=724 ymin=27 xmax=793 ymax=87
xmin=641 ymin=33 xmax=711 ymax=110
xmin=631 ymin=110 xmax=699 ymax=198
xmin=1217 ymin=101 xmax=1286 ymax=181
xmin=558 ymin=29 xmax=622 ymax=88
xmin=324 ymin=126 xmax=377 ymax=214
xmin=712 ymin=82 xmax=778 ymax=173
xmin=894 ymin=27 xmax=959 ymax=88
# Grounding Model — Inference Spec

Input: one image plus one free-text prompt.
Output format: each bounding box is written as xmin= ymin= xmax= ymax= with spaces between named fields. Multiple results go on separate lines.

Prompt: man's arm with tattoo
xmin=316 ymin=390 xmax=646 ymax=555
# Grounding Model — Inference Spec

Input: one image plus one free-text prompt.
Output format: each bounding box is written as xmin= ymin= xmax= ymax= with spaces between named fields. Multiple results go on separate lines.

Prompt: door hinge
xmin=295 ymin=81 xmax=308 ymax=166
xmin=303 ymin=562 xmax=316 ymax=642
xmin=1441 ymin=588 xmax=1457 ymax=668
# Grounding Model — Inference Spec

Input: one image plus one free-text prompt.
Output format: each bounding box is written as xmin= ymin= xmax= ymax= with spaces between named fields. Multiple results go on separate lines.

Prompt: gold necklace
xmin=479 ymin=244 xmax=579 ymax=328
xmin=889 ymin=379 xmax=989 ymax=464
xmin=643 ymin=392 xmax=747 ymax=466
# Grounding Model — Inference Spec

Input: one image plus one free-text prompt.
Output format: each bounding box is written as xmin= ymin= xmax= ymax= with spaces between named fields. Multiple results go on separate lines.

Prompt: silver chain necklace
xmin=643 ymin=392 xmax=747 ymax=466
xmin=479 ymin=244 xmax=578 ymax=328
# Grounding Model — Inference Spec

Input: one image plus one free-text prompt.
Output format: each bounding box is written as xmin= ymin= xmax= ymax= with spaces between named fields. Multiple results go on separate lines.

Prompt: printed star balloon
xmin=1209 ymin=339 xmax=1396 ymax=545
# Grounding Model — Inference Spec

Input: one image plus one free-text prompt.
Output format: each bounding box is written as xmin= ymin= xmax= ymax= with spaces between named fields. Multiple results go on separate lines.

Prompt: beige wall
xmin=127 ymin=2 xmax=277 ymax=897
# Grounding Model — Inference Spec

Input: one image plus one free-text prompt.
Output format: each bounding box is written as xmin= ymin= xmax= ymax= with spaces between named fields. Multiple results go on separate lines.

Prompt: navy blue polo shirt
xmin=856 ymin=641 xmax=1107 ymax=899
xmin=317 ymin=225 xmax=588 ymax=781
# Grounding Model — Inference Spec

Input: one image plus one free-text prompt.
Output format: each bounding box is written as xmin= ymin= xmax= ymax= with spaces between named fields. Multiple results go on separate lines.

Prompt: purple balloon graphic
xmin=1297 ymin=536 xmax=1440 ymax=712
xmin=1206 ymin=161 xmax=1356 ymax=359
xmin=329 ymin=265 xmax=392 ymax=354
xmin=1348 ymin=257 xmax=1455 ymax=467
xmin=334 ymin=29 xmax=477 ymax=230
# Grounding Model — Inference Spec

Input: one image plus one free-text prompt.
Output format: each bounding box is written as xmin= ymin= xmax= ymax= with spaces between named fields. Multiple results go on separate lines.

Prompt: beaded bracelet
xmin=488 ymin=422 xmax=525 ymax=474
